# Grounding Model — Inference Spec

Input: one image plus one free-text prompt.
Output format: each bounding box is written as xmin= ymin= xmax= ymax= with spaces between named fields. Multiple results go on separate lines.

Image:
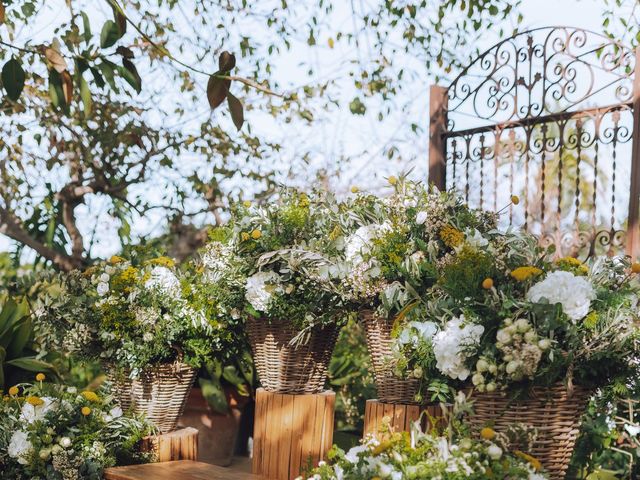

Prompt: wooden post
xmin=429 ymin=84 xmax=449 ymax=191
xmin=252 ymin=388 xmax=335 ymax=480
xmin=363 ymin=400 xmax=443 ymax=440
xmin=627 ymin=47 xmax=640 ymax=259
xmin=140 ymin=427 xmax=199 ymax=463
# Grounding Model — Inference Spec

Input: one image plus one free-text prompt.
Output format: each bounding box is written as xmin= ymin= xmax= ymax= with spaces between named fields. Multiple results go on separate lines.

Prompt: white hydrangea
xmin=526 ymin=270 xmax=596 ymax=322
xmin=415 ymin=211 xmax=428 ymax=225
xmin=144 ymin=266 xmax=181 ymax=297
xmin=8 ymin=430 xmax=33 ymax=464
xmin=245 ymin=271 xmax=282 ymax=313
xmin=19 ymin=397 xmax=56 ymax=424
xmin=433 ymin=316 xmax=484 ymax=381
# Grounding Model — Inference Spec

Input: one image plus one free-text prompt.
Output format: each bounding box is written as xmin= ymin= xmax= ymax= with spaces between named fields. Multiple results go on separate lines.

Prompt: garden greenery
xmin=35 ymin=254 xmax=215 ymax=376
xmin=0 ymin=378 xmax=155 ymax=479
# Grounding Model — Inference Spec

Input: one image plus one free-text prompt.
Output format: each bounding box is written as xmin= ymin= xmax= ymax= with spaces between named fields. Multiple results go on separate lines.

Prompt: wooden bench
xmin=104 ymin=460 xmax=261 ymax=480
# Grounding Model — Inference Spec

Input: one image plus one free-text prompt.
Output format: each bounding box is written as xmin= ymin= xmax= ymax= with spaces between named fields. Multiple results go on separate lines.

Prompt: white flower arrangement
xmin=433 ymin=316 xmax=484 ymax=381
xmin=526 ymin=270 xmax=596 ymax=322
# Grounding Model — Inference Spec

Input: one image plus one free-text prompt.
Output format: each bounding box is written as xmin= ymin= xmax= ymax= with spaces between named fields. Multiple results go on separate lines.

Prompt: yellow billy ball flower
xmin=81 ymin=406 xmax=92 ymax=416
xmin=388 ymin=175 xmax=398 ymax=185
xmin=510 ymin=195 xmax=520 ymax=205
xmin=8 ymin=386 xmax=19 ymax=396
xmin=251 ymin=229 xmax=262 ymax=240
xmin=243 ymin=200 xmax=251 ymax=208
xmin=26 ymin=396 xmax=44 ymax=407
xmin=36 ymin=373 xmax=46 ymax=382
xmin=480 ymin=427 xmax=496 ymax=440
xmin=81 ymin=391 xmax=100 ymax=403
xmin=515 ymin=450 xmax=542 ymax=471
xmin=482 ymin=278 xmax=494 ymax=289
xmin=632 ymin=262 xmax=640 ymax=274
xmin=351 ymin=186 xmax=359 ymax=193
xmin=109 ymin=255 xmax=125 ymax=264
xmin=510 ymin=266 xmax=543 ymax=282
xmin=241 ymin=232 xmax=250 ymax=242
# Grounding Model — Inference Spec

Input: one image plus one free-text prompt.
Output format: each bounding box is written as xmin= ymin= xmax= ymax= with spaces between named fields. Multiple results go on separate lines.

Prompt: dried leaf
xmin=207 ymin=75 xmax=230 ymax=110
xmin=227 ymin=92 xmax=244 ymax=130
xmin=0 ymin=3 xmax=5 ymax=24
xmin=44 ymin=46 xmax=67 ymax=73
xmin=61 ymin=70 xmax=73 ymax=103
xmin=218 ymin=51 xmax=236 ymax=72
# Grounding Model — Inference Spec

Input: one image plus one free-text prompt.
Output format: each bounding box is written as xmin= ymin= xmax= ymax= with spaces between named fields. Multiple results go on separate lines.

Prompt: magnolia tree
xmin=0 ymin=0 xmax=521 ymax=270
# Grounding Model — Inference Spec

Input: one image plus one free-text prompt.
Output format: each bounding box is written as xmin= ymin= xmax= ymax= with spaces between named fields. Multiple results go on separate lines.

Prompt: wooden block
xmin=141 ymin=427 xmax=199 ymax=462
xmin=363 ymin=400 xmax=443 ymax=440
xmin=252 ymin=388 xmax=335 ymax=480
xmin=104 ymin=460 xmax=260 ymax=480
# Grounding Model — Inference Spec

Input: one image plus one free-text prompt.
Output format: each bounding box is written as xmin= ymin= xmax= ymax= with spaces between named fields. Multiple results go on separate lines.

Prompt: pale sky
xmin=0 ymin=0 xmax=610 ymax=257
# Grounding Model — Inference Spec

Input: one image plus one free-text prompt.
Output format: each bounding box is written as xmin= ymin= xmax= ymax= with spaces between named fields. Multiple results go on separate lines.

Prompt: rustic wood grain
xmin=364 ymin=399 xmax=444 ymax=439
xmin=104 ymin=460 xmax=260 ymax=480
xmin=140 ymin=427 xmax=198 ymax=462
xmin=252 ymin=388 xmax=335 ymax=480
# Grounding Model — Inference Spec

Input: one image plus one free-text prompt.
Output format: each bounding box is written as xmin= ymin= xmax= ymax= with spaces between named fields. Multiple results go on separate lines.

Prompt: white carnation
xmin=8 ymin=431 xmax=33 ymax=464
xmin=145 ymin=266 xmax=181 ymax=297
xmin=433 ymin=315 xmax=484 ymax=381
xmin=245 ymin=271 xmax=282 ymax=313
xmin=526 ymin=270 xmax=596 ymax=322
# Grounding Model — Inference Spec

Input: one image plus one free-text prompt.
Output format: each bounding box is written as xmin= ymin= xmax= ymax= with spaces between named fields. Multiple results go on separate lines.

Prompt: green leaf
xmin=7 ymin=313 xmax=31 ymax=358
xmin=207 ymin=75 xmax=230 ymax=110
xmin=81 ymin=11 xmax=92 ymax=43
xmin=227 ymin=92 xmax=244 ymax=130
xmin=6 ymin=357 xmax=55 ymax=373
xmin=98 ymin=60 xmax=118 ymax=92
xmin=100 ymin=20 xmax=121 ymax=49
xmin=199 ymin=377 xmax=228 ymax=414
xmin=90 ymin=67 xmax=105 ymax=89
xmin=79 ymin=75 xmax=92 ymax=116
xmin=2 ymin=58 xmax=25 ymax=101
xmin=120 ymin=58 xmax=141 ymax=93
xmin=48 ymin=69 xmax=64 ymax=108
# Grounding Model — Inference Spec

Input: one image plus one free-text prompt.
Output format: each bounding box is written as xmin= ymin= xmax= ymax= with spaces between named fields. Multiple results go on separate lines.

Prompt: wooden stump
xmin=363 ymin=400 xmax=443 ymax=439
xmin=141 ymin=427 xmax=199 ymax=462
xmin=252 ymin=388 xmax=335 ymax=480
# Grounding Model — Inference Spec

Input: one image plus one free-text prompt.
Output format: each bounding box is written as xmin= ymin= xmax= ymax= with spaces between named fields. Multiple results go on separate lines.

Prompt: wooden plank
xmin=288 ymin=395 xmax=304 ymax=480
xmin=405 ymin=404 xmax=421 ymax=432
xmin=104 ymin=460 xmax=260 ymax=480
xmin=299 ymin=393 xmax=318 ymax=474
xmin=251 ymin=389 xmax=265 ymax=475
xmin=320 ymin=391 xmax=335 ymax=458
xmin=140 ymin=427 xmax=198 ymax=463
xmin=277 ymin=394 xmax=295 ymax=480
xmin=392 ymin=404 xmax=406 ymax=435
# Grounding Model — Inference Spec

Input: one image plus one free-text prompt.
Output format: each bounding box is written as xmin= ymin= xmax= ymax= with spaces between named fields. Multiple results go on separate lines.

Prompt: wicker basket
xmin=107 ymin=361 xmax=197 ymax=433
xmin=468 ymin=382 xmax=591 ymax=479
xmin=360 ymin=309 xmax=420 ymax=404
xmin=246 ymin=317 xmax=338 ymax=394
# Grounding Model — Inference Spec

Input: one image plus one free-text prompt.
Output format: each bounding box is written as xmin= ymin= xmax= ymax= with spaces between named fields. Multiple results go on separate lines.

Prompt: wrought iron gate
xmin=429 ymin=26 xmax=640 ymax=259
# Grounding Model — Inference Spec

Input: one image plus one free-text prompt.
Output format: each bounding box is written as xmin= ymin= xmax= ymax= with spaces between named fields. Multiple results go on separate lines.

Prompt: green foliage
xmin=0 ymin=294 xmax=56 ymax=390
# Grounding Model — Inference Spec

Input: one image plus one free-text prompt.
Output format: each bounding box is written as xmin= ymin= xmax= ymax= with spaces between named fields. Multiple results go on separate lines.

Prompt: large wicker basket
xmin=468 ymin=382 xmax=591 ymax=479
xmin=360 ymin=309 xmax=420 ymax=404
xmin=246 ymin=317 xmax=338 ymax=394
xmin=107 ymin=361 xmax=197 ymax=433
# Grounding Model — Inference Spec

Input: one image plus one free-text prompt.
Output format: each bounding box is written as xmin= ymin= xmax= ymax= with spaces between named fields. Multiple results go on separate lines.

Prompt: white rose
xmin=415 ymin=211 xmax=428 ymax=225
xmin=59 ymin=437 xmax=72 ymax=448
xmin=99 ymin=273 xmax=110 ymax=282
xmin=97 ymin=282 xmax=109 ymax=296
xmin=487 ymin=444 xmax=502 ymax=460
xmin=527 ymin=271 xmax=596 ymax=322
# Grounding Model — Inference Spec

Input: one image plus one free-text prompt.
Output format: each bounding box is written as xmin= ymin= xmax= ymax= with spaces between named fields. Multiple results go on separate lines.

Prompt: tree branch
xmin=0 ymin=207 xmax=81 ymax=271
